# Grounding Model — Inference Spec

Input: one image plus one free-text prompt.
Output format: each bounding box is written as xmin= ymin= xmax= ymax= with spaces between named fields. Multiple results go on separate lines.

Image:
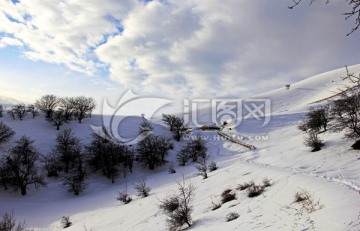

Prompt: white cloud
xmin=1 ymin=0 xmax=359 ymax=99
xmin=0 ymin=36 xmax=23 ymax=47
xmin=0 ymin=0 xmax=137 ymax=75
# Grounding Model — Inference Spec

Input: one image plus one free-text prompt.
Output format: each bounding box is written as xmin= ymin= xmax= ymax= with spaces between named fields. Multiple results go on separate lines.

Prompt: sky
xmin=0 ymin=0 xmax=360 ymax=112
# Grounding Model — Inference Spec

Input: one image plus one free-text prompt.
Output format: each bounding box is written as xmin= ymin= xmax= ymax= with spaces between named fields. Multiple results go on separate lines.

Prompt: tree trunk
xmin=21 ymin=185 xmax=27 ymax=196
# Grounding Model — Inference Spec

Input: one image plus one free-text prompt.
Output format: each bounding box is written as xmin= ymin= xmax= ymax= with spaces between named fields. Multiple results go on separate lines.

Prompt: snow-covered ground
xmin=1 ymin=65 xmax=360 ymax=230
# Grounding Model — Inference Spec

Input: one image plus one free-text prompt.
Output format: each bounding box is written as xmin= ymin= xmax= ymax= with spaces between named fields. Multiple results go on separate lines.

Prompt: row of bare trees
xmin=299 ymin=89 xmax=360 ymax=151
xmin=35 ymin=95 xmax=96 ymax=129
xmin=1 ymin=95 xmax=96 ymax=130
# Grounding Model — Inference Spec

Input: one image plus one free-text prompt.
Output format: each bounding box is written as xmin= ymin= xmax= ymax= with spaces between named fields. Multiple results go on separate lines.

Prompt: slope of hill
xmin=0 ymin=65 xmax=360 ymax=231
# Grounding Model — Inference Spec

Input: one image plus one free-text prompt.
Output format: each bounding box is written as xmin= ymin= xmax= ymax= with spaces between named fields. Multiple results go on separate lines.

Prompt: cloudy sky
xmin=0 ymin=0 xmax=359 ymax=107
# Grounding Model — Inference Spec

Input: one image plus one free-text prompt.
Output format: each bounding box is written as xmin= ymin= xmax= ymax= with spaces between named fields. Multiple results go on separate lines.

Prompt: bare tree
xmin=7 ymin=108 xmax=15 ymax=120
xmin=159 ymin=176 xmax=196 ymax=230
xmin=86 ymin=133 xmax=132 ymax=183
xmin=298 ymin=106 xmax=329 ymax=133
xmin=288 ymin=0 xmax=360 ymax=36
xmin=139 ymin=118 xmax=153 ymax=134
xmin=50 ymin=109 xmax=66 ymax=130
xmin=172 ymin=117 xmax=187 ymax=141
xmin=59 ymin=97 xmax=75 ymax=121
xmin=136 ymin=135 xmax=172 ymax=170
xmin=0 ymin=121 xmax=15 ymax=145
xmin=0 ymin=157 xmax=11 ymax=190
xmin=72 ymin=96 xmax=95 ymax=123
xmin=5 ymin=136 xmax=46 ymax=195
xmin=52 ymin=129 xmax=82 ymax=173
xmin=195 ymin=153 xmax=209 ymax=179
xmin=41 ymin=152 xmax=62 ymax=177
xmin=26 ymin=104 xmax=39 ymax=119
xmin=35 ymin=94 xmax=58 ymax=119
xmin=61 ymin=142 xmax=87 ymax=195
xmin=162 ymin=114 xmax=177 ymax=131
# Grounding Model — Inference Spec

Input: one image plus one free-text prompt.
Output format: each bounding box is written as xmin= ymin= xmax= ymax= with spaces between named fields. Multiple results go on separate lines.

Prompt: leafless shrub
xmin=226 ymin=212 xmax=239 ymax=222
xmin=304 ymin=131 xmax=324 ymax=152
xmin=208 ymin=161 xmax=217 ymax=172
xmin=134 ymin=177 xmax=151 ymax=198
xmin=0 ymin=121 xmax=15 ymax=145
xmin=236 ymin=181 xmax=254 ymax=191
xmin=293 ymin=189 xmax=324 ymax=213
xmin=61 ymin=216 xmax=72 ymax=228
xmin=0 ymin=212 xmax=29 ymax=231
xmin=210 ymin=196 xmax=221 ymax=211
xmin=262 ymin=178 xmax=272 ymax=187
xmin=117 ymin=184 xmax=132 ymax=204
xmin=159 ymin=196 xmax=180 ymax=214
xmin=247 ymin=184 xmax=264 ymax=198
xmin=221 ymin=189 xmax=236 ymax=204
xmin=168 ymin=162 xmax=176 ymax=174
xmin=159 ymin=176 xmax=196 ymax=230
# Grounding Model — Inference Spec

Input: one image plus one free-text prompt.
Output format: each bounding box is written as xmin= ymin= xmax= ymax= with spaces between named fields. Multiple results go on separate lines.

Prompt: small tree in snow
xmin=35 ymin=94 xmax=58 ymax=119
xmin=5 ymin=136 xmax=46 ymax=195
xmin=159 ymin=176 xmax=196 ymax=230
xmin=50 ymin=109 xmax=67 ymax=130
xmin=304 ymin=131 xmax=324 ymax=152
xmin=26 ymin=104 xmax=39 ymax=119
xmin=134 ymin=177 xmax=151 ymax=198
xmin=12 ymin=103 xmax=27 ymax=120
xmin=0 ymin=121 xmax=15 ymax=145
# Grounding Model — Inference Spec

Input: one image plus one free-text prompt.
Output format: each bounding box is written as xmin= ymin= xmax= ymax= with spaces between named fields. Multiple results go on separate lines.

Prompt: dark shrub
xmin=226 ymin=212 xmax=239 ymax=222
xmin=247 ymin=185 xmax=264 ymax=198
xmin=221 ymin=189 xmax=236 ymax=204
xmin=61 ymin=216 xmax=72 ymax=228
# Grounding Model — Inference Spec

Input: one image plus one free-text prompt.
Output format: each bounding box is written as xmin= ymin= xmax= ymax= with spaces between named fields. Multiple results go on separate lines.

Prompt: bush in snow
xmin=4 ymin=136 xmax=46 ymax=196
xmin=0 ymin=121 xmax=15 ymax=145
xmin=210 ymin=196 xmax=221 ymax=211
xmin=195 ymin=153 xmax=209 ymax=179
xmin=136 ymin=135 xmax=172 ymax=170
xmin=247 ymin=184 xmax=264 ymax=198
xmin=86 ymin=132 xmax=134 ymax=183
xmin=221 ymin=189 xmax=236 ymax=204
xmin=208 ymin=161 xmax=217 ymax=172
xmin=226 ymin=212 xmax=239 ymax=222
xmin=262 ymin=178 xmax=272 ymax=187
xmin=134 ymin=177 xmax=151 ymax=198
xmin=138 ymin=118 xmax=153 ymax=134
xmin=292 ymin=189 xmax=324 ymax=213
xmin=159 ymin=176 xmax=196 ymax=230
xmin=9 ymin=103 xmax=27 ymax=121
xmin=298 ymin=106 xmax=329 ymax=133
xmin=168 ymin=162 xmax=176 ymax=174
xmin=61 ymin=216 xmax=72 ymax=228
xmin=0 ymin=212 xmax=30 ymax=231
xmin=159 ymin=196 xmax=180 ymax=214
xmin=117 ymin=184 xmax=132 ymax=204
xmin=162 ymin=114 xmax=187 ymax=141
xmin=176 ymin=136 xmax=207 ymax=166
xmin=0 ymin=105 xmax=3 ymax=117
xmin=304 ymin=131 xmax=324 ymax=152
xmin=236 ymin=181 xmax=255 ymax=191
xmin=26 ymin=104 xmax=39 ymax=119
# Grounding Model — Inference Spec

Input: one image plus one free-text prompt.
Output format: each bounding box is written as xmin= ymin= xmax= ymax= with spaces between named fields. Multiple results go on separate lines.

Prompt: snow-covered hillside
xmin=1 ymin=65 xmax=360 ymax=231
